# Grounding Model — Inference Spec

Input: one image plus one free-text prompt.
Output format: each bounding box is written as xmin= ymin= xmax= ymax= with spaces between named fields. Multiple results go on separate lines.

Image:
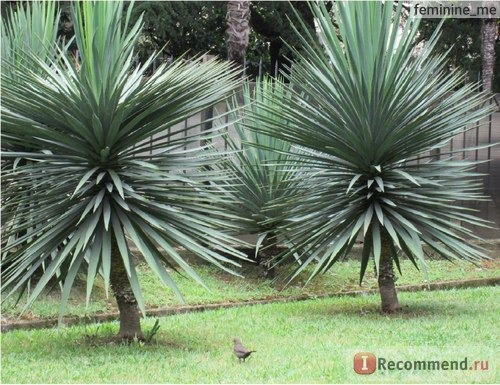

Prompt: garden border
xmin=1 ymin=276 xmax=498 ymax=332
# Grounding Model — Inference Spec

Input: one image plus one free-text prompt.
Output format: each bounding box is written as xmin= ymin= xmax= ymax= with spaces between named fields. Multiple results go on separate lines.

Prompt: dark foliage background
xmin=1 ymin=2 xmax=497 ymax=85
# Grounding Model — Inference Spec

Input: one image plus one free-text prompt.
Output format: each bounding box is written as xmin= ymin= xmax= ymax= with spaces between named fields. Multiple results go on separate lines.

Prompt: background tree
xmin=245 ymin=1 xmax=496 ymax=313
xmin=130 ymin=2 xmax=226 ymax=64
xmin=417 ymin=19 xmax=482 ymax=81
xmin=481 ymin=17 xmax=498 ymax=92
xmin=1 ymin=0 xmax=246 ymax=341
xmin=250 ymin=1 xmax=315 ymax=77
xmin=417 ymin=18 xmax=499 ymax=92
xmin=125 ymin=1 xmax=315 ymax=78
xmin=225 ymin=0 xmax=251 ymax=69
xmin=495 ymin=30 xmax=500 ymax=91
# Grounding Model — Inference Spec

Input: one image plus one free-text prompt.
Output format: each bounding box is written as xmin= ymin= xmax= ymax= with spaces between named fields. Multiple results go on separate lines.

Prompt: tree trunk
xmin=257 ymin=232 xmax=279 ymax=279
xmin=110 ymin=236 xmax=145 ymax=341
xmin=226 ymin=1 xmax=251 ymax=67
xmin=269 ymin=39 xmax=282 ymax=78
xmin=378 ymin=230 xmax=401 ymax=313
xmin=481 ymin=18 xmax=497 ymax=92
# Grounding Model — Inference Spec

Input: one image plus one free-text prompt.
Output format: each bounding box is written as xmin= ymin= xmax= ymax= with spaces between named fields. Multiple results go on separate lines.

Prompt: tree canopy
xmin=417 ymin=18 xmax=499 ymax=91
xmin=129 ymin=1 xmax=315 ymax=78
xmin=2 ymin=1 xmax=496 ymax=85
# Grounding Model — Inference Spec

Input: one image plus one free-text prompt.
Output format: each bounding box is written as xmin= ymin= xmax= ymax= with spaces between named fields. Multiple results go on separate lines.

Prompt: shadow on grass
xmin=294 ymin=296 xmax=470 ymax=321
xmin=71 ymin=321 xmax=214 ymax=353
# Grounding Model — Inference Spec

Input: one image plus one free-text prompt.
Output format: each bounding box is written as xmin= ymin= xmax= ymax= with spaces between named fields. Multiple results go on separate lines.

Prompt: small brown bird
xmin=232 ymin=338 xmax=256 ymax=362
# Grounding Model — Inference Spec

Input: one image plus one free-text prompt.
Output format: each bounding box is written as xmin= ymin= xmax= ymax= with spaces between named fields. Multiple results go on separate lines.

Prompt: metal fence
xmin=450 ymin=94 xmax=500 ymax=239
xmin=141 ymin=93 xmax=500 ymax=239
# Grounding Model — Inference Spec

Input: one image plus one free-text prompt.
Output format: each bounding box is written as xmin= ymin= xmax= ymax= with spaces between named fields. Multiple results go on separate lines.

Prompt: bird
xmin=232 ymin=337 xmax=256 ymax=362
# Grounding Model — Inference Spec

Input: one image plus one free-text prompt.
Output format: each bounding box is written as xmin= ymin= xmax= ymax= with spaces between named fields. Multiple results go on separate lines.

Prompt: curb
xmin=1 ymin=276 xmax=498 ymax=333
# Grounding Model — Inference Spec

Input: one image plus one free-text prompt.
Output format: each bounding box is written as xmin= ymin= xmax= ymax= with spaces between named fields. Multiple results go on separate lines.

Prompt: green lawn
xmin=2 ymin=257 xmax=498 ymax=321
xmin=1 ymin=287 xmax=498 ymax=384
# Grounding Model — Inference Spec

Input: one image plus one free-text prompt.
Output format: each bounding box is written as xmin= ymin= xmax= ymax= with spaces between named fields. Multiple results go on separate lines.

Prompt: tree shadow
xmin=306 ymin=299 xmax=468 ymax=320
xmin=71 ymin=320 xmax=215 ymax=353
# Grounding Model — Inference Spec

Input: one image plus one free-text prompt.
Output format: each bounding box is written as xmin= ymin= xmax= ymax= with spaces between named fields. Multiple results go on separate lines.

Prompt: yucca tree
xmin=1 ymin=1 xmax=247 ymax=340
xmin=220 ymin=77 xmax=308 ymax=277
xmin=1 ymin=0 xmax=66 ymax=279
xmin=2 ymin=0 xmax=64 ymax=163
xmin=1 ymin=0 xmax=62 ymax=78
xmin=245 ymin=1 xmax=496 ymax=312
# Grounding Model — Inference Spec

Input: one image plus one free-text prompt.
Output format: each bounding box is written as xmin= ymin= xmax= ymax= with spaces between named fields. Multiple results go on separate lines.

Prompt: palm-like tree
xmin=1 ymin=0 xmax=62 ymax=77
xmin=480 ymin=17 xmax=497 ymax=92
xmin=1 ymin=0 xmax=65 ymax=280
xmin=225 ymin=0 xmax=251 ymax=67
xmin=219 ymin=78 xmax=307 ymax=277
xmin=1 ymin=1 xmax=246 ymax=340
xmin=245 ymin=1 xmax=496 ymax=312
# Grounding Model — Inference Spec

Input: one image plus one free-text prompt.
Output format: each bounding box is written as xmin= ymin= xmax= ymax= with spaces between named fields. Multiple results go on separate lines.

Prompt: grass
xmin=1 ymin=287 xmax=498 ymax=384
xmin=2 ymin=257 xmax=498 ymax=321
